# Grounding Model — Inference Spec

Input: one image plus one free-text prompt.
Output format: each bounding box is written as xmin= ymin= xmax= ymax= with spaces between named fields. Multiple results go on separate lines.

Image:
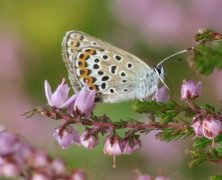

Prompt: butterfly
xmin=62 ymin=30 xmax=190 ymax=103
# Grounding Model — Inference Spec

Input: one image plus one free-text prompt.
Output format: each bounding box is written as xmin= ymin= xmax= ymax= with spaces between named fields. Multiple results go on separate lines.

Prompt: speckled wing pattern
xmin=62 ymin=30 xmax=151 ymax=102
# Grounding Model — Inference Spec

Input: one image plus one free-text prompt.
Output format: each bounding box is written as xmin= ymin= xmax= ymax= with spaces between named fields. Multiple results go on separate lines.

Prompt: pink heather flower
xmin=80 ymin=131 xmax=99 ymax=149
xmin=202 ymin=118 xmax=222 ymax=139
xmin=32 ymin=151 xmax=49 ymax=168
xmin=123 ymin=137 xmax=142 ymax=154
xmin=50 ymin=158 xmax=66 ymax=175
xmin=136 ymin=175 xmax=152 ymax=180
xmin=0 ymin=131 xmax=21 ymax=156
xmin=191 ymin=118 xmax=203 ymax=137
xmin=155 ymin=176 xmax=171 ymax=180
xmin=71 ymin=170 xmax=87 ymax=180
xmin=44 ymin=79 xmax=76 ymax=108
xmin=16 ymin=143 xmax=35 ymax=162
xmin=74 ymin=85 xmax=96 ymax=118
xmin=156 ymin=86 xmax=169 ymax=102
xmin=53 ymin=126 xmax=80 ymax=149
xmin=103 ymin=136 xmax=126 ymax=156
xmin=1 ymin=162 xmax=21 ymax=178
xmin=181 ymin=80 xmax=202 ymax=100
xmin=31 ymin=172 xmax=50 ymax=180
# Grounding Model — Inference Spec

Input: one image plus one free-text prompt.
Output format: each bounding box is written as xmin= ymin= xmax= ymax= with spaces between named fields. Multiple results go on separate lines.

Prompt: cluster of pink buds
xmin=136 ymin=172 xmax=170 ymax=180
xmin=0 ymin=128 xmax=87 ymax=179
xmin=103 ymin=135 xmax=142 ymax=168
xmin=44 ymin=79 xmax=96 ymax=118
xmin=192 ymin=117 xmax=222 ymax=140
xmin=45 ymin=79 xmax=98 ymax=148
xmin=44 ymin=79 xmax=143 ymax=158
xmin=181 ymin=80 xmax=222 ymax=140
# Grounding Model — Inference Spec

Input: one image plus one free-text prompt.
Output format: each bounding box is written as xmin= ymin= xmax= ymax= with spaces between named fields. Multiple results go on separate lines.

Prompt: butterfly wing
xmin=62 ymin=30 xmax=154 ymax=102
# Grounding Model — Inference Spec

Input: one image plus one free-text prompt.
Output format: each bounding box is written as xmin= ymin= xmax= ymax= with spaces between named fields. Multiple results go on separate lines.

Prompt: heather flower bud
xmin=156 ymin=86 xmax=169 ymax=102
xmin=50 ymin=158 xmax=66 ymax=175
xmin=1 ymin=162 xmax=21 ymax=178
xmin=44 ymin=79 xmax=76 ymax=108
xmin=123 ymin=137 xmax=142 ymax=154
xmin=53 ymin=126 xmax=80 ymax=149
xmin=32 ymin=151 xmax=49 ymax=168
xmin=155 ymin=176 xmax=171 ymax=180
xmin=202 ymin=118 xmax=222 ymax=139
xmin=191 ymin=118 xmax=203 ymax=137
xmin=73 ymin=85 xmax=96 ymax=118
xmin=181 ymin=80 xmax=202 ymax=100
xmin=103 ymin=136 xmax=125 ymax=156
xmin=31 ymin=172 xmax=50 ymax=180
xmin=136 ymin=174 xmax=151 ymax=180
xmin=80 ymin=131 xmax=99 ymax=149
xmin=0 ymin=131 xmax=21 ymax=156
xmin=71 ymin=170 xmax=87 ymax=180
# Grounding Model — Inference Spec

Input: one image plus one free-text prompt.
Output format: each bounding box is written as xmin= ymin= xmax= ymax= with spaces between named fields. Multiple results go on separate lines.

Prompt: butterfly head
xmin=154 ymin=66 xmax=165 ymax=78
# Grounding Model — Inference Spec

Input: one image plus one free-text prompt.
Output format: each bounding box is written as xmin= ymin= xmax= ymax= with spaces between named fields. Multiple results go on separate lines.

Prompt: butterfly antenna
xmin=159 ymin=74 xmax=169 ymax=91
xmin=156 ymin=47 xmax=194 ymax=67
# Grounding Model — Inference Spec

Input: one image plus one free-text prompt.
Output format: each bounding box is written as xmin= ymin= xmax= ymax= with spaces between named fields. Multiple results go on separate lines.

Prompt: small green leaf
xmin=133 ymin=100 xmax=177 ymax=113
xmin=22 ymin=107 xmax=43 ymax=119
xmin=195 ymin=28 xmax=222 ymax=42
xmin=201 ymin=104 xmax=216 ymax=112
xmin=215 ymin=142 xmax=222 ymax=156
xmin=209 ymin=175 xmax=222 ymax=180
xmin=189 ymin=149 xmax=207 ymax=167
xmin=189 ymin=29 xmax=222 ymax=75
xmin=156 ymin=128 xmax=192 ymax=142
xmin=193 ymin=137 xmax=211 ymax=148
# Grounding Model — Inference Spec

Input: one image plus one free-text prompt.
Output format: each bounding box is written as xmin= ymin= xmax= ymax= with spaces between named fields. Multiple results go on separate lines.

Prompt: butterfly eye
xmin=154 ymin=66 xmax=164 ymax=77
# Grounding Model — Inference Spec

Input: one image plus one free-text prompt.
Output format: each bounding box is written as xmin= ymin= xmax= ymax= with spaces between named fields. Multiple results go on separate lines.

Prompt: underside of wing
xmin=62 ymin=30 xmax=150 ymax=101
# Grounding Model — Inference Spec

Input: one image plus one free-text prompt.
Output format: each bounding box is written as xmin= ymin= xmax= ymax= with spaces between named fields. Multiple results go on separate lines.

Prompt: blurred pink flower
xmin=71 ymin=170 xmax=87 ymax=180
xmin=0 ymin=131 xmax=21 ymax=156
xmin=155 ymin=176 xmax=171 ymax=180
xmin=31 ymin=173 xmax=50 ymax=180
xmin=32 ymin=151 xmax=49 ymax=168
xmin=111 ymin=0 xmax=222 ymax=47
xmin=0 ymin=162 xmax=21 ymax=178
xmin=141 ymin=131 xmax=184 ymax=166
xmin=49 ymin=158 xmax=67 ymax=176
xmin=136 ymin=174 xmax=152 ymax=180
xmin=0 ymin=30 xmax=56 ymax=146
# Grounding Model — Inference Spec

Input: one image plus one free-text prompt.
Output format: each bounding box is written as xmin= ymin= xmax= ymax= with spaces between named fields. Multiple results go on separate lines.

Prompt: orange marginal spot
xmin=80 ymin=69 xmax=91 ymax=78
xmin=89 ymin=84 xmax=99 ymax=91
xmin=79 ymin=53 xmax=90 ymax=61
xmin=78 ymin=60 xmax=87 ymax=68
xmin=85 ymin=48 xmax=96 ymax=55
xmin=84 ymin=77 xmax=97 ymax=87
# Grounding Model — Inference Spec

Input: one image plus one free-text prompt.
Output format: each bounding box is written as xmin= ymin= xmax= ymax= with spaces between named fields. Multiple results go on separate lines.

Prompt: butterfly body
xmin=62 ymin=31 xmax=162 ymax=103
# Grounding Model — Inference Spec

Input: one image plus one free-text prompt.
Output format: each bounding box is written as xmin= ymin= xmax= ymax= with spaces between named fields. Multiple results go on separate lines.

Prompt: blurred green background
xmin=0 ymin=0 xmax=222 ymax=179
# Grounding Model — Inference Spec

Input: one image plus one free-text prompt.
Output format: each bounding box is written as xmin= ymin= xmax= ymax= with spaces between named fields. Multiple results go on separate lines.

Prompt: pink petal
xmin=44 ymin=80 xmax=53 ymax=106
xmin=61 ymin=93 xmax=77 ymax=108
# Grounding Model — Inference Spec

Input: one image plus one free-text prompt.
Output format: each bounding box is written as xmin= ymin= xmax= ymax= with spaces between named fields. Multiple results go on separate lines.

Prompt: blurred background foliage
xmin=0 ymin=0 xmax=222 ymax=179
